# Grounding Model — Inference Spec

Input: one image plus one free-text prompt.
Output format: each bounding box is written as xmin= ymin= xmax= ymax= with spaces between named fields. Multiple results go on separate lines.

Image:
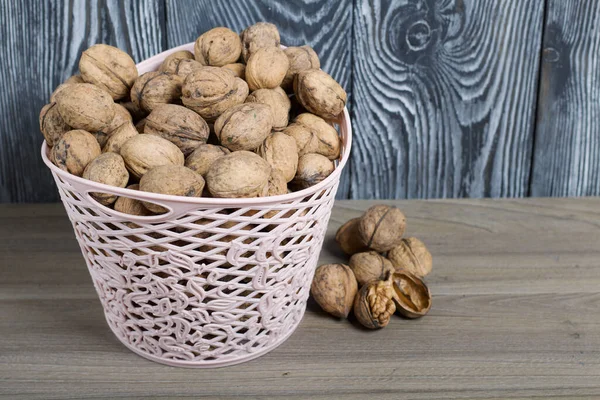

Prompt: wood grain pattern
xmin=531 ymin=0 xmax=600 ymax=197
xmin=165 ymin=0 xmax=354 ymax=198
xmin=2 ymin=198 xmax=600 ymax=399
xmin=350 ymin=0 xmax=545 ymax=199
xmin=0 ymin=0 xmax=166 ymax=203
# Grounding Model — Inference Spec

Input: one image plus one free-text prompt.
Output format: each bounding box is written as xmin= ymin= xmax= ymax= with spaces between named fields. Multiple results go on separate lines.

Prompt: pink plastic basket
xmin=41 ymin=42 xmax=352 ymax=368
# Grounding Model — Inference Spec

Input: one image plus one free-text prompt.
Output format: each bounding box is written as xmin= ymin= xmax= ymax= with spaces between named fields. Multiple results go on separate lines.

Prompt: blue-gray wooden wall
xmin=1 ymin=0 xmax=599 ymax=202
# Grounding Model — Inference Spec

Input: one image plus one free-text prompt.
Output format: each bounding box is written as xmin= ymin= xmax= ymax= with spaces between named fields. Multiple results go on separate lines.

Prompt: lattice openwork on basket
xmin=41 ymin=42 xmax=352 ymax=368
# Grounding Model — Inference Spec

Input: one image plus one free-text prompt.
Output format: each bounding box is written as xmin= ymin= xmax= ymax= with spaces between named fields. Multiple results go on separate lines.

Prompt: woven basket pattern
xmin=42 ymin=42 xmax=351 ymax=367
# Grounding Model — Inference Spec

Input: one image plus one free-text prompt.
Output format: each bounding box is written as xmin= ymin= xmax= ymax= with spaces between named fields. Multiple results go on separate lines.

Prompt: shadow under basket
xmin=41 ymin=42 xmax=352 ymax=368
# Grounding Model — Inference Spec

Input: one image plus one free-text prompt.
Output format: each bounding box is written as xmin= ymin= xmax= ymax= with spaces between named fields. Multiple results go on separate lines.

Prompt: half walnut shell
xmin=391 ymin=270 xmax=432 ymax=319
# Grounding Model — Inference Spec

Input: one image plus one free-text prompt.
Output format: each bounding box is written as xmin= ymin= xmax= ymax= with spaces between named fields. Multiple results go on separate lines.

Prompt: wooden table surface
xmin=1 ymin=198 xmax=599 ymax=399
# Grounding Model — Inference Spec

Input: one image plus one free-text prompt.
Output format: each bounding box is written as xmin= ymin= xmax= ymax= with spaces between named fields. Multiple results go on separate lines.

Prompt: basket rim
xmin=41 ymin=43 xmax=352 ymax=208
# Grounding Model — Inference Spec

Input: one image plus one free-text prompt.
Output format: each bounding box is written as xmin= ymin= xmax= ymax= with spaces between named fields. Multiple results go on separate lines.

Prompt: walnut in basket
xmin=245 ymin=87 xmax=291 ymax=131
xmin=195 ymin=27 xmax=242 ymax=67
xmin=82 ymin=152 xmax=130 ymax=206
xmin=79 ymin=44 xmax=138 ymax=100
xmin=257 ymin=131 xmax=298 ymax=183
xmin=120 ymin=134 xmax=184 ymax=179
xmin=240 ymin=22 xmax=280 ymax=62
xmin=281 ymin=46 xmax=320 ymax=92
xmin=185 ymin=144 xmax=231 ymax=177
xmin=181 ymin=67 xmax=249 ymax=122
xmin=206 ymin=151 xmax=271 ymax=198
xmin=52 ymin=129 xmax=101 ymax=177
xmin=130 ymin=71 xmax=183 ymax=113
xmin=246 ymin=47 xmax=289 ymax=91
xmin=159 ymin=50 xmax=195 ymax=74
xmin=291 ymin=153 xmax=334 ymax=190
xmin=39 ymin=103 xmax=71 ymax=146
xmin=284 ymin=113 xmax=341 ymax=160
xmin=294 ymin=69 xmax=346 ymax=119
xmin=139 ymin=165 xmax=205 ymax=213
xmin=55 ymin=83 xmax=115 ymax=132
xmin=214 ymin=103 xmax=273 ymax=151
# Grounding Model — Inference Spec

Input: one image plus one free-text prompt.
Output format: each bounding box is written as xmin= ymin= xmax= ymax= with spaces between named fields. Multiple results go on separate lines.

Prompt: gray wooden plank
xmin=165 ymin=0 xmax=353 ymax=198
xmin=350 ymin=0 xmax=545 ymax=199
xmin=1 ymin=199 xmax=600 ymax=398
xmin=0 ymin=0 xmax=166 ymax=203
xmin=531 ymin=0 xmax=600 ymax=197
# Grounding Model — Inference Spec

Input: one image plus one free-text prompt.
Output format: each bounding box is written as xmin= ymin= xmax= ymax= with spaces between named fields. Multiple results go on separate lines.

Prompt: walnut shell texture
xmin=95 ymin=103 xmax=133 ymax=142
xmin=144 ymin=104 xmax=209 ymax=156
xmin=222 ymin=63 xmax=246 ymax=79
xmin=102 ymin=121 xmax=138 ymax=154
xmin=294 ymin=68 xmax=346 ymax=119
xmin=55 ymin=83 xmax=115 ymax=132
xmin=388 ymin=237 xmax=433 ymax=277
xmin=52 ymin=129 xmax=101 ymax=176
xmin=335 ymin=217 xmax=369 ymax=256
xmin=39 ymin=103 xmax=71 ymax=146
xmin=281 ymin=46 xmax=320 ymax=91
xmin=266 ymin=168 xmax=287 ymax=197
xmin=241 ymin=22 xmax=280 ymax=62
xmin=185 ymin=144 xmax=230 ymax=177
xmin=139 ymin=165 xmax=205 ymax=213
xmin=245 ymin=87 xmax=291 ymax=130
xmin=245 ymin=47 xmax=289 ymax=91
xmin=120 ymin=134 xmax=185 ymax=179
xmin=195 ymin=27 xmax=242 ymax=67
xmin=214 ymin=103 xmax=273 ymax=151
xmin=349 ymin=251 xmax=395 ymax=287
xmin=182 ymin=67 xmax=249 ymax=121
xmin=284 ymin=113 xmax=341 ymax=159
xmin=114 ymin=184 xmax=154 ymax=217
xmin=159 ymin=50 xmax=195 ymax=74
xmin=82 ymin=152 xmax=129 ymax=206
xmin=65 ymin=74 xmax=85 ymax=84
xmin=257 ymin=131 xmax=298 ymax=182
xmin=79 ymin=44 xmax=138 ymax=100
xmin=206 ymin=151 xmax=271 ymax=198
xmin=130 ymin=71 xmax=183 ymax=113
xmin=359 ymin=205 xmax=406 ymax=252
xmin=291 ymin=153 xmax=334 ymax=190
xmin=310 ymin=263 xmax=357 ymax=319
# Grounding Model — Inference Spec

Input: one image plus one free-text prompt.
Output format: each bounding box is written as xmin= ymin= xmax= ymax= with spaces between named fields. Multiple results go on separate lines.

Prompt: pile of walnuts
xmin=311 ymin=205 xmax=433 ymax=329
xmin=39 ymin=22 xmax=347 ymax=213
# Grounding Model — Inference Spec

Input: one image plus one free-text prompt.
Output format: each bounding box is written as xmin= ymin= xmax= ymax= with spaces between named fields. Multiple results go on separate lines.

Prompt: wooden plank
xmin=0 ymin=0 xmax=166 ymax=203
xmin=1 ymin=199 xmax=600 ymax=398
xmin=531 ymin=0 xmax=600 ymax=197
xmin=165 ymin=0 xmax=354 ymax=198
xmin=350 ymin=0 xmax=544 ymax=199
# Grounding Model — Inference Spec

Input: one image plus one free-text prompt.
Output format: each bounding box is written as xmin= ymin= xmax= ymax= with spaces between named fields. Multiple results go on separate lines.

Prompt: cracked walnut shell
xmin=392 ymin=270 xmax=432 ymax=319
xmin=353 ymin=272 xmax=396 ymax=329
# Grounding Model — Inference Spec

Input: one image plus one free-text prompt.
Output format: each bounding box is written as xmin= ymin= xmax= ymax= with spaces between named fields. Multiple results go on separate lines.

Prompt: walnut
xmin=284 ymin=113 xmax=341 ymax=159
xmin=266 ymin=169 xmax=287 ymax=197
xmin=82 ymin=152 xmax=130 ymax=206
xmin=245 ymin=87 xmax=290 ymax=130
xmin=291 ymin=153 xmax=334 ymax=190
xmin=50 ymin=83 xmax=75 ymax=103
xmin=144 ymin=104 xmax=209 ymax=156
xmin=349 ymin=251 xmax=395 ymax=287
xmin=206 ymin=151 xmax=271 ymax=198
xmin=94 ymin=103 xmax=133 ymax=147
xmin=55 ymin=83 xmax=115 ymax=132
xmin=114 ymin=184 xmax=155 ymax=217
xmin=335 ymin=218 xmax=369 ymax=256
xmin=195 ymin=27 xmax=242 ymax=67
xmin=310 ymin=264 xmax=357 ymax=318
xmin=257 ymin=131 xmax=298 ymax=182
xmin=392 ymin=270 xmax=432 ymax=319
xmin=139 ymin=165 xmax=205 ymax=213
xmin=214 ymin=103 xmax=272 ymax=151
xmin=120 ymin=134 xmax=185 ymax=179
xmin=52 ymin=129 xmax=101 ymax=176
xmin=182 ymin=67 xmax=248 ymax=122
xmin=185 ymin=144 xmax=230 ymax=177
xmin=102 ymin=121 xmax=138 ymax=154
xmin=170 ymin=59 xmax=204 ymax=78
xmin=222 ymin=63 xmax=246 ymax=79
xmin=159 ymin=50 xmax=195 ymax=74
xmin=294 ymin=69 xmax=346 ymax=119
xmin=353 ymin=272 xmax=396 ymax=329
xmin=246 ymin=47 xmax=289 ymax=91
xmin=281 ymin=46 xmax=320 ymax=91
xmin=388 ymin=237 xmax=432 ymax=277
xmin=39 ymin=103 xmax=71 ymax=146
xmin=130 ymin=71 xmax=183 ymax=113
xmin=359 ymin=205 xmax=406 ymax=252
xmin=79 ymin=44 xmax=138 ymax=100
xmin=241 ymin=22 xmax=280 ymax=62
